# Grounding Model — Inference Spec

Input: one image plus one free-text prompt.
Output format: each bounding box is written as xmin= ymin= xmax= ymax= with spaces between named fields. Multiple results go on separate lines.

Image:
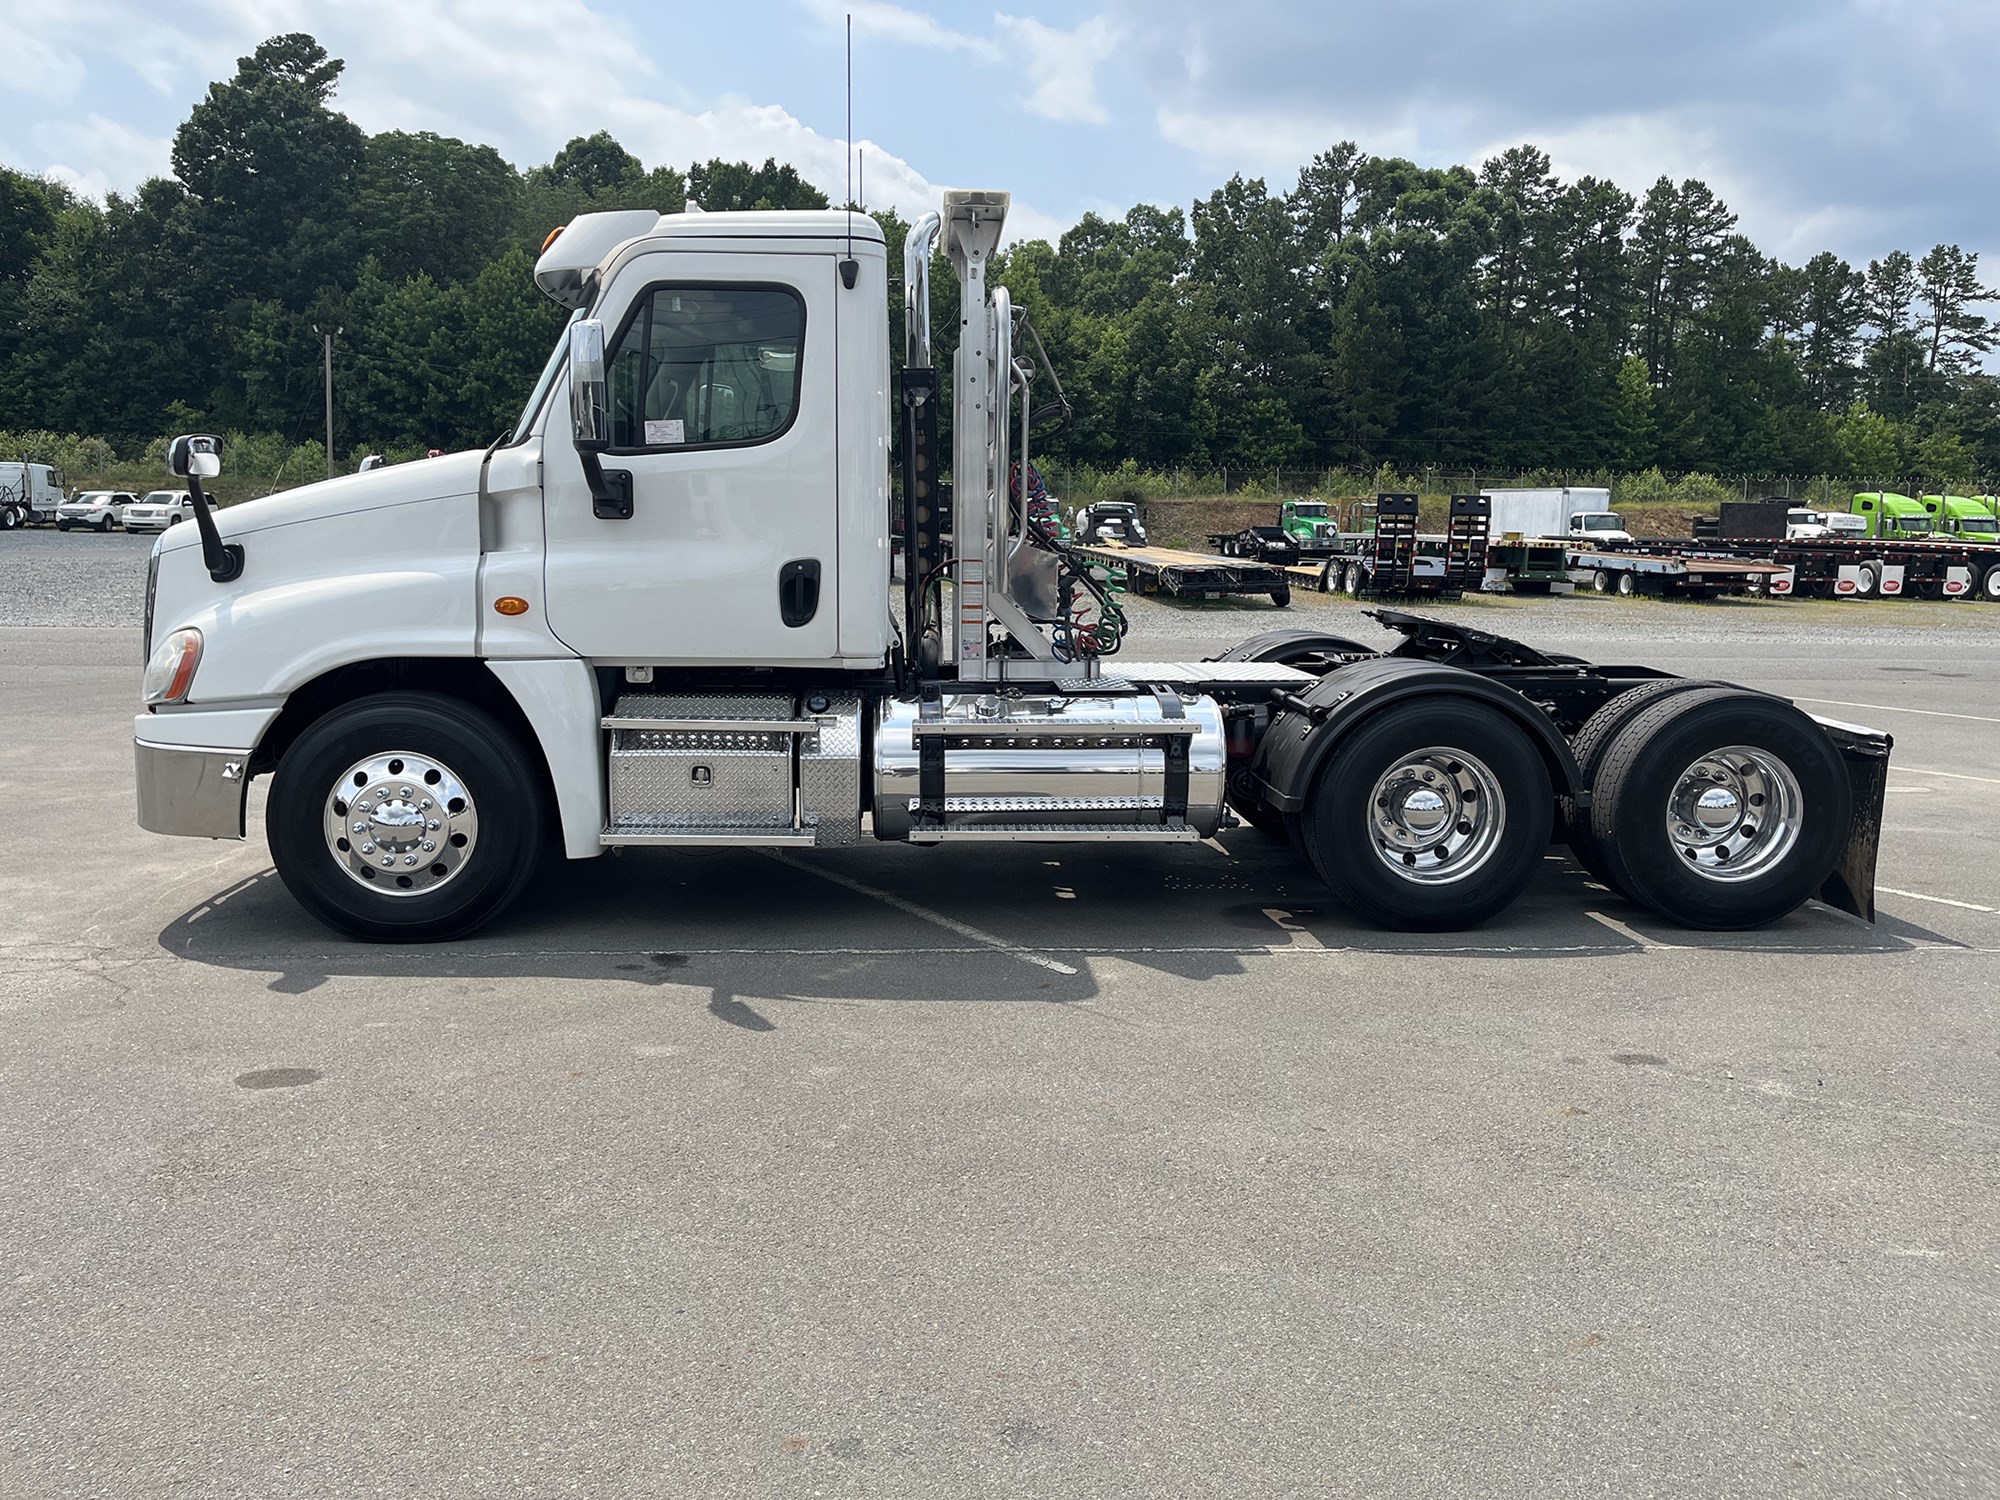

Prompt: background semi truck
xmin=132 ymin=192 xmax=1890 ymax=943
xmin=0 ymin=461 xmax=65 ymax=529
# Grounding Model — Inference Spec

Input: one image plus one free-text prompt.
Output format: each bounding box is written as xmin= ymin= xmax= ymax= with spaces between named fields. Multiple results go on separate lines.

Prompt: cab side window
xmin=607 ymin=285 xmax=804 ymax=451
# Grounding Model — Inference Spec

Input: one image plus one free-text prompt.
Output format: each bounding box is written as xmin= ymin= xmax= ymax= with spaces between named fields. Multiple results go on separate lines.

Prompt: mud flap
xmin=1810 ymin=715 xmax=1891 ymax=922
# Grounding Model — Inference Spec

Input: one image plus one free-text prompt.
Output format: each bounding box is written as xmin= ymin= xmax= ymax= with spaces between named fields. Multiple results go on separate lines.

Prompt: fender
xmin=1251 ymin=657 xmax=1584 ymax=814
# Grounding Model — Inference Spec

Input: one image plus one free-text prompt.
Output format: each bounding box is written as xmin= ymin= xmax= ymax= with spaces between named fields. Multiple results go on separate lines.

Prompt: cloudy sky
xmin=3 ymin=0 xmax=1995 ymax=267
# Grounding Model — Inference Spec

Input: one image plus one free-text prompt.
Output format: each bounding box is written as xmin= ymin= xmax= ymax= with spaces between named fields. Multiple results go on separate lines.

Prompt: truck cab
xmin=1853 ymin=492 xmax=1933 ymax=539
xmin=1279 ymin=499 xmax=1340 ymax=548
xmin=1922 ymin=494 xmax=2000 ymax=541
xmin=1566 ymin=511 xmax=1632 ymax=545
xmin=133 ymin=192 xmax=1892 ymax=945
xmin=0 ymin=461 xmax=66 ymax=528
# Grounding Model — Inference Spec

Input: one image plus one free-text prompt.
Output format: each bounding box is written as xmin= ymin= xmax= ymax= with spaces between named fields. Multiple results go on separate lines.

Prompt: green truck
xmin=1921 ymin=494 xmax=2000 ymax=541
xmin=1851 ymin=492 xmax=1935 ymax=539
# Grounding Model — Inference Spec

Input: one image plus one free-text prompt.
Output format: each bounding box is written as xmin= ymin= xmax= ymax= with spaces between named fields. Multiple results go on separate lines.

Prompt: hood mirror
xmin=168 ymin=433 xmax=222 ymax=480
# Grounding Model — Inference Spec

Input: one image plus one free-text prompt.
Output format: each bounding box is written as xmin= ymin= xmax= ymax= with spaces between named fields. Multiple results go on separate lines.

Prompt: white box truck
xmin=130 ymin=192 xmax=1891 ymax=943
xmin=1483 ymin=486 xmax=1630 ymax=544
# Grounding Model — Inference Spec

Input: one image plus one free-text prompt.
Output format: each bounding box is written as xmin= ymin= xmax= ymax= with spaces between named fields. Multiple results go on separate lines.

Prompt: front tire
xmin=1296 ymin=699 xmax=1552 ymax=931
xmin=1588 ymin=690 xmax=1849 ymax=929
xmin=96 ymin=515 xmax=113 ymax=533
xmin=267 ymin=692 xmax=545 ymax=942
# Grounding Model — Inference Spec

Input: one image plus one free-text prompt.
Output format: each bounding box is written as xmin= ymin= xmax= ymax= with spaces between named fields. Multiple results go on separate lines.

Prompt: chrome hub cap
xmin=1666 ymin=745 xmax=1801 ymax=882
xmin=1368 ymin=748 xmax=1505 ymax=885
xmin=323 ymin=753 xmax=478 ymax=896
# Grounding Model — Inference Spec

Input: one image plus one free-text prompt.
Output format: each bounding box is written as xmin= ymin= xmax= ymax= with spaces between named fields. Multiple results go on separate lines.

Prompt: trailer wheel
xmin=1563 ymin=679 xmax=1724 ymax=892
xmin=1854 ymin=562 xmax=1879 ymax=597
xmin=0 ymin=506 xmax=20 ymax=531
xmin=1615 ymin=572 xmax=1636 ymax=596
xmin=1297 ymin=699 xmax=1551 ymax=931
xmin=1591 ymin=570 xmax=1612 ymax=593
xmin=1588 ymin=690 xmax=1849 ymax=930
xmin=1269 ymin=585 xmax=1291 ymax=608
xmin=1343 ymin=564 xmax=1365 ymax=597
xmin=1981 ymin=563 xmax=2000 ymax=602
xmin=267 ymin=691 xmax=545 ymax=943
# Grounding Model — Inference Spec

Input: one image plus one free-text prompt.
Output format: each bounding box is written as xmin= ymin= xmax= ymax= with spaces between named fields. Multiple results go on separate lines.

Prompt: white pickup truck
xmin=134 ymin=193 xmax=1892 ymax=944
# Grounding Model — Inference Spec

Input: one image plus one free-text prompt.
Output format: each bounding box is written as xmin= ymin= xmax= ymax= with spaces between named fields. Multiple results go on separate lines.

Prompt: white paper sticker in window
xmin=645 ymin=418 xmax=685 ymax=446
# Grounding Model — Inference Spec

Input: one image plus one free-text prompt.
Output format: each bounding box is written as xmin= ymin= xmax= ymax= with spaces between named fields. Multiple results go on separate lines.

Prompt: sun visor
xmin=533 ymin=210 xmax=661 ymax=308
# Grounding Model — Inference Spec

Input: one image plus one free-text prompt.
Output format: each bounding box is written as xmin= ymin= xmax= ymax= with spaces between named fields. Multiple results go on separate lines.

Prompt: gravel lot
xmin=3 ymin=527 xmax=1999 ymax=1498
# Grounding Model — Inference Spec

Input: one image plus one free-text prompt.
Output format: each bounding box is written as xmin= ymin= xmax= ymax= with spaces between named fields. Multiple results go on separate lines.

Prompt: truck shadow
xmin=155 ymin=835 xmax=1936 ymax=1029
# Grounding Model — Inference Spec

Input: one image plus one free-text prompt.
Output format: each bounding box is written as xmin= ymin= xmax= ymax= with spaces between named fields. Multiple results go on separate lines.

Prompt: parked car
xmin=121 ymin=490 xmax=195 ymax=533
xmin=55 ymin=490 xmax=140 ymax=531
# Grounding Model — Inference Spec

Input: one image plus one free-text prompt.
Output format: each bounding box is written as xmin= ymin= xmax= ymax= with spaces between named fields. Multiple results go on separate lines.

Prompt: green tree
xmin=358 ymin=132 xmax=520 ymax=282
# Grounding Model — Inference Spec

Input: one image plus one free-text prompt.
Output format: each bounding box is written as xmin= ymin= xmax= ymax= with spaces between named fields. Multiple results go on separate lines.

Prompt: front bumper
xmin=135 ymin=738 xmax=249 ymax=839
xmin=123 ymin=517 xmax=171 ymax=532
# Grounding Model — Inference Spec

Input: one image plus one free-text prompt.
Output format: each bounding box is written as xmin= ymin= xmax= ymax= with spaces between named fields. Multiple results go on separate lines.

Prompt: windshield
xmin=1895 ymin=517 xmax=1933 ymax=533
xmin=1959 ymin=516 xmax=1998 ymax=534
xmin=1292 ymin=502 xmax=1328 ymax=517
xmin=141 ymin=492 xmax=177 ymax=504
xmin=1580 ymin=514 xmax=1621 ymax=530
xmin=75 ymin=493 xmax=110 ymax=503
xmin=512 ymin=306 xmax=589 ymax=445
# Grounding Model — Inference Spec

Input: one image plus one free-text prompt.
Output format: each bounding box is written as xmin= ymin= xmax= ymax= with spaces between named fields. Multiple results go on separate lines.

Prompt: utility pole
xmin=311 ymin=325 xmax=341 ymax=479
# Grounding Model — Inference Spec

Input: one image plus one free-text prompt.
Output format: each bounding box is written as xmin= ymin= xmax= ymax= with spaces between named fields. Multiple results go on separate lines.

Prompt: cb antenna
xmin=840 ymin=13 xmax=859 ymax=289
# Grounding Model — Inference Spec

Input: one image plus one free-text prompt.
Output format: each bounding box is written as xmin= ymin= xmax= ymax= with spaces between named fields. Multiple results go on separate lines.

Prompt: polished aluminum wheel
xmin=1367 ymin=748 xmax=1505 ymax=885
xmin=322 ymin=752 xmax=479 ymax=896
xmin=1664 ymin=744 xmax=1802 ymax=883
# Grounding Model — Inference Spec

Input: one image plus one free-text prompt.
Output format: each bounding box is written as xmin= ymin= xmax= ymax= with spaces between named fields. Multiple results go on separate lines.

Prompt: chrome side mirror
xmin=167 ymin=433 xmax=222 ymax=480
xmin=569 ymin=319 xmax=610 ymax=453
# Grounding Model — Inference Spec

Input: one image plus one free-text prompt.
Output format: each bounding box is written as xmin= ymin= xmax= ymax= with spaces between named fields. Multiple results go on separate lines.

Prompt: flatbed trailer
xmin=1617 ymin=535 xmax=2000 ymax=601
xmin=1569 ymin=549 xmax=1791 ymax=599
xmin=1073 ymin=540 xmax=1294 ymax=605
xmin=1305 ymin=494 xmax=1490 ymax=602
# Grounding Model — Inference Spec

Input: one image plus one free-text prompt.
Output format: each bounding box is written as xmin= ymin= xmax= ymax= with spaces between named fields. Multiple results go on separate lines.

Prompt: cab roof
xmin=535 ymin=207 xmax=886 ymax=307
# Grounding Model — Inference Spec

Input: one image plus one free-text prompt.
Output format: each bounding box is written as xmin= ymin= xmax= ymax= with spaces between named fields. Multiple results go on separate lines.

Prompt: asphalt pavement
xmin=2 ymin=529 xmax=1997 ymax=1498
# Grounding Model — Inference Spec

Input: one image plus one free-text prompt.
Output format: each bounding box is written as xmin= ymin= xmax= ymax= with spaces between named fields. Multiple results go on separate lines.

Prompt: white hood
xmin=155 ymin=450 xmax=487 ymax=553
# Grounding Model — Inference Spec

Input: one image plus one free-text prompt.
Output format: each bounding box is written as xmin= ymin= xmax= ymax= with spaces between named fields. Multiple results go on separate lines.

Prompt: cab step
xmin=601 ymin=825 xmax=815 ymax=848
xmin=906 ymin=821 xmax=1201 ymax=843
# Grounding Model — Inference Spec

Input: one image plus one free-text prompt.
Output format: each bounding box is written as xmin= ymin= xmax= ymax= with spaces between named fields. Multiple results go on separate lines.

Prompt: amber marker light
xmin=541 ymin=225 xmax=565 ymax=253
xmin=495 ymin=597 xmax=531 ymax=616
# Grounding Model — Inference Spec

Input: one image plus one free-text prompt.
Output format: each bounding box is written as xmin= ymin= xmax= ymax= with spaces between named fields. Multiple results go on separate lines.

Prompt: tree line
xmin=1 ymin=32 xmax=1995 ymax=490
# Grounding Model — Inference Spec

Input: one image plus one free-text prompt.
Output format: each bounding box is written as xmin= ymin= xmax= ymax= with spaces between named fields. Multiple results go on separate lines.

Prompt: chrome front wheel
xmin=322 ymin=752 xmax=481 ymax=895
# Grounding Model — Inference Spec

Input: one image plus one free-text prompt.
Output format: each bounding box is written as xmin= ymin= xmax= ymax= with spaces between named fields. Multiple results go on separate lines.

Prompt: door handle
xmin=779 ymin=559 xmax=821 ymax=628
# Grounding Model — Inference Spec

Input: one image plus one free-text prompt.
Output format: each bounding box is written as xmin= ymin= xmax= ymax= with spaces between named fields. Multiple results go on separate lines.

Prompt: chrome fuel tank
xmin=872 ymin=692 xmax=1226 ymax=839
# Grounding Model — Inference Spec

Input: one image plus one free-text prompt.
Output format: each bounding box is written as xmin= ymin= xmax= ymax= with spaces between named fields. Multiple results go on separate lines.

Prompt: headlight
xmin=143 ymin=628 xmax=203 ymax=705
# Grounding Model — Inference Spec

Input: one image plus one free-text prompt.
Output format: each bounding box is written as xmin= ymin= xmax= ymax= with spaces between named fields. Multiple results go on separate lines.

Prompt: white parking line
xmin=1797 ymin=697 xmax=2000 ymax=725
xmin=1895 ymin=765 xmax=2000 ymax=787
xmin=762 ymin=851 xmax=1080 ymax=975
xmin=1879 ymin=886 xmax=1999 ymax=914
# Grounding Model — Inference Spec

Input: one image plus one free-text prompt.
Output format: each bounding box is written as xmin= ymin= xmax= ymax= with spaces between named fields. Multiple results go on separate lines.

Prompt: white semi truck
xmin=135 ymin=193 xmax=1891 ymax=942
xmin=0 ymin=461 xmax=66 ymax=528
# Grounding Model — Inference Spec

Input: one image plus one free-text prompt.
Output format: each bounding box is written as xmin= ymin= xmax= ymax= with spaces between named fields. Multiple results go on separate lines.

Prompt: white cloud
xmin=810 ymin=0 xmax=990 ymax=54
xmin=0 ymin=0 xmax=1077 ymax=240
xmin=993 ymin=14 xmax=1119 ymax=126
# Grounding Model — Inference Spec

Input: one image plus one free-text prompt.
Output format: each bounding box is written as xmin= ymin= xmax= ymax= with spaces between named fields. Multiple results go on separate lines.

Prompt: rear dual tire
xmin=1295 ymin=699 xmax=1552 ymax=931
xmin=1583 ymin=688 xmax=1849 ymax=929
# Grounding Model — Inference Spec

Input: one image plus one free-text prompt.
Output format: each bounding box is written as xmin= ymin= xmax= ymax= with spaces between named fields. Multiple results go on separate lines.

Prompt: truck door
xmin=540 ymin=253 xmax=839 ymax=664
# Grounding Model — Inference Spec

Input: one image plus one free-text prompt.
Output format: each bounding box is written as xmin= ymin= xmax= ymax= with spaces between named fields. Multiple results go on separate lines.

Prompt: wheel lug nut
xmin=400 ymin=786 xmax=414 ymax=798
xmin=361 ymin=842 xmax=377 ymax=854
xmin=421 ymin=840 xmax=435 ymax=852
xmin=381 ymin=857 xmax=395 ymax=868
xmin=405 ymin=854 xmax=420 ymax=866
xmin=419 ymin=799 xmax=432 ymax=810
xmin=427 ymin=819 xmax=440 ymax=831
